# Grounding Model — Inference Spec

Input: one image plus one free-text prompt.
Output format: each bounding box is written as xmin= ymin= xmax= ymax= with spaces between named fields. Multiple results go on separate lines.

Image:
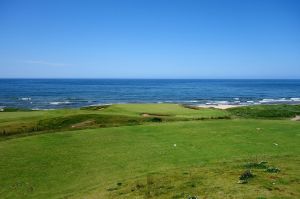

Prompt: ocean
xmin=0 ymin=79 xmax=300 ymax=109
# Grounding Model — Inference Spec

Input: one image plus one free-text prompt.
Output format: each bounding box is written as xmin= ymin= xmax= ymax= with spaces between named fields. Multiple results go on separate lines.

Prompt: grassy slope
xmin=100 ymin=103 xmax=229 ymax=118
xmin=0 ymin=104 xmax=229 ymax=137
xmin=0 ymin=121 xmax=299 ymax=198
xmin=0 ymin=104 xmax=299 ymax=198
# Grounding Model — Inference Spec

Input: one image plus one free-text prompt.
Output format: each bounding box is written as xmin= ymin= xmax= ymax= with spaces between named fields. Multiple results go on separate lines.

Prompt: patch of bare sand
xmin=197 ymin=105 xmax=244 ymax=109
xmin=141 ymin=113 xmax=170 ymax=117
xmin=291 ymin=115 xmax=300 ymax=121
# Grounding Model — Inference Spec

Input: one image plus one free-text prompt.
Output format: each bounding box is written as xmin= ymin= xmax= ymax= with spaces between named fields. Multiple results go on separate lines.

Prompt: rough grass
xmin=0 ymin=104 xmax=230 ymax=137
xmin=80 ymin=105 xmax=110 ymax=111
xmin=0 ymin=113 xmax=171 ymax=137
xmin=228 ymin=104 xmax=300 ymax=119
xmin=0 ymin=107 xmax=32 ymax=112
xmin=100 ymin=103 xmax=230 ymax=118
xmin=0 ymin=119 xmax=299 ymax=199
xmin=104 ymin=157 xmax=298 ymax=199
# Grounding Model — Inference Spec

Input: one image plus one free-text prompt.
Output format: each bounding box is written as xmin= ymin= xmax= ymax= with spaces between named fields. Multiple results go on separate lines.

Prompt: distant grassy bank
xmin=227 ymin=104 xmax=300 ymax=119
xmin=0 ymin=104 xmax=299 ymax=198
xmin=1 ymin=104 xmax=300 ymax=138
xmin=0 ymin=104 xmax=230 ymax=138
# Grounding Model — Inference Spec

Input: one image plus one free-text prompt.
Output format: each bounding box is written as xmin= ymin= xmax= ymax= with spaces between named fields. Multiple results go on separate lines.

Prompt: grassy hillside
xmin=0 ymin=104 xmax=299 ymax=198
xmin=99 ymin=103 xmax=229 ymax=118
xmin=0 ymin=104 xmax=229 ymax=137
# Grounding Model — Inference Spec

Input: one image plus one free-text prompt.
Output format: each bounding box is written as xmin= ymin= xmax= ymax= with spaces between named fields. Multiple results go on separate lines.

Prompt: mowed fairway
xmin=0 ymin=104 xmax=300 ymax=198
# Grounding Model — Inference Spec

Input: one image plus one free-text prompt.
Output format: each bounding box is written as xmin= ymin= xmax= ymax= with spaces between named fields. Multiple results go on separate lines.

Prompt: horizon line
xmin=1 ymin=77 xmax=300 ymax=80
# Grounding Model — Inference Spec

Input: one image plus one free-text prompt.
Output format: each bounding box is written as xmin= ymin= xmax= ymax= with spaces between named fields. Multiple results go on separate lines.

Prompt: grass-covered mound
xmin=0 ymin=107 xmax=32 ymax=112
xmin=228 ymin=104 xmax=300 ymax=119
xmin=0 ymin=104 xmax=229 ymax=137
xmin=2 ymin=103 xmax=300 ymax=137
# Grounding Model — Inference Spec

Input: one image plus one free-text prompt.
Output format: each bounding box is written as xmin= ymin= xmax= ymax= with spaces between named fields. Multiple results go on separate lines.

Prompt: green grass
xmin=0 ymin=104 xmax=229 ymax=137
xmin=228 ymin=104 xmax=300 ymax=119
xmin=0 ymin=107 xmax=32 ymax=112
xmin=100 ymin=103 xmax=229 ymax=118
xmin=0 ymin=104 xmax=300 ymax=198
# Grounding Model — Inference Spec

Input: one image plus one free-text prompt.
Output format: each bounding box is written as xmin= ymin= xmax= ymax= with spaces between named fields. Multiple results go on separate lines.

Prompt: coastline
xmin=2 ymin=102 xmax=300 ymax=111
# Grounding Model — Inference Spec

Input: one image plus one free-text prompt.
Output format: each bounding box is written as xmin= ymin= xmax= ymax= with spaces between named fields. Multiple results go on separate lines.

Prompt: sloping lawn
xmin=0 ymin=119 xmax=299 ymax=198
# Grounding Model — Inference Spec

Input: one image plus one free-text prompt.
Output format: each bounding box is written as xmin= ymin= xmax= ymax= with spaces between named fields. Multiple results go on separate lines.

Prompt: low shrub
xmin=244 ymin=161 xmax=268 ymax=169
xmin=265 ymin=167 xmax=280 ymax=173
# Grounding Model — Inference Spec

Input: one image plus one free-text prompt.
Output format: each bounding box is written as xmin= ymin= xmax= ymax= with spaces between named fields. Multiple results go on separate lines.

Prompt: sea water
xmin=0 ymin=79 xmax=300 ymax=109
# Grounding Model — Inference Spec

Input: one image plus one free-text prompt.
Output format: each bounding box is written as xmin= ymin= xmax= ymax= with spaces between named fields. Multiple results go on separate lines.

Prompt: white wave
xmin=88 ymin=103 xmax=112 ymax=106
xmin=32 ymin=108 xmax=55 ymax=111
xmin=278 ymin=98 xmax=289 ymax=101
xmin=19 ymin=97 xmax=31 ymax=101
xmin=260 ymin=98 xmax=284 ymax=103
xmin=291 ymin=98 xmax=300 ymax=101
xmin=259 ymin=98 xmax=300 ymax=104
xmin=204 ymin=101 xmax=230 ymax=105
xmin=260 ymin=99 xmax=275 ymax=102
xmin=185 ymin=100 xmax=198 ymax=103
xmin=216 ymin=101 xmax=230 ymax=105
xmin=49 ymin=101 xmax=72 ymax=105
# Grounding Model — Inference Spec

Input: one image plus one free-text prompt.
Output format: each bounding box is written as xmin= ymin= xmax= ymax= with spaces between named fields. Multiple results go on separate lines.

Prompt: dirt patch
xmin=71 ymin=120 xmax=96 ymax=128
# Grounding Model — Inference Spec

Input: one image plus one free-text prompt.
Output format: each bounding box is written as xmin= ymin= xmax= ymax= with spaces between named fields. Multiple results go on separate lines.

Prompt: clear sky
xmin=0 ymin=0 xmax=299 ymax=78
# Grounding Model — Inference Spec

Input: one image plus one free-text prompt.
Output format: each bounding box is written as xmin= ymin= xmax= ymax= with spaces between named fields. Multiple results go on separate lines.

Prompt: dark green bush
xmin=265 ymin=167 xmax=280 ymax=173
xmin=244 ymin=161 xmax=268 ymax=169
xmin=239 ymin=170 xmax=254 ymax=180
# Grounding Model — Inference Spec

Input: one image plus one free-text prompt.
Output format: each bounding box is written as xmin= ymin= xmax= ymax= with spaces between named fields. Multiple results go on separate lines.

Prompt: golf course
xmin=0 ymin=104 xmax=299 ymax=199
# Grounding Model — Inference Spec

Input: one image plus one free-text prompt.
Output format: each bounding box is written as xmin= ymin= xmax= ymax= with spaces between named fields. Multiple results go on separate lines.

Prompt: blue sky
xmin=0 ymin=0 xmax=299 ymax=78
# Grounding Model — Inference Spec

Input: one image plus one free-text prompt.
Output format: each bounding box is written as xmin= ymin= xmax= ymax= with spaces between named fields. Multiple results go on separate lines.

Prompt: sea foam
xmin=49 ymin=101 xmax=72 ymax=105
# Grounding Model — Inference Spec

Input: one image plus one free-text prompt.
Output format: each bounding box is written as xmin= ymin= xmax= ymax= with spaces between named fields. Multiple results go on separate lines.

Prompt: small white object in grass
xmin=256 ymin=128 xmax=261 ymax=131
xmin=273 ymin=143 xmax=278 ymax=146
xmin=174 ymin=144 xmax=177 ymax=147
